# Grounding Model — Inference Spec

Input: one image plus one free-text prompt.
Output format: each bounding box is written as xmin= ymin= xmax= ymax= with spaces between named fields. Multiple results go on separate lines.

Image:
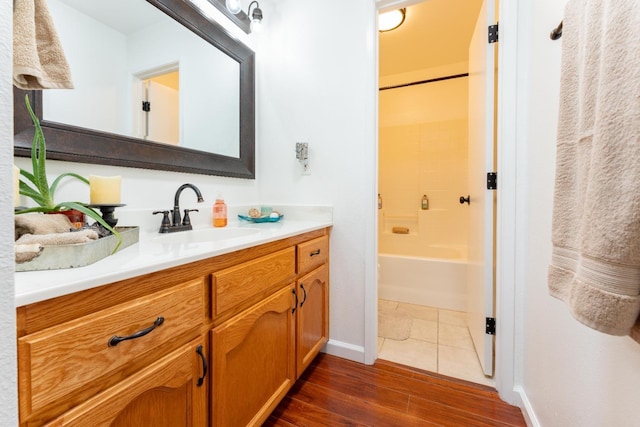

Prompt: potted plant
xmin=15 ymin=95 xmax=121 ymax=251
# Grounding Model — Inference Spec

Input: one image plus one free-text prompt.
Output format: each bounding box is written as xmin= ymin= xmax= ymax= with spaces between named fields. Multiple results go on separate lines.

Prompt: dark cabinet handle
xmin=300 ymin=283 xmax=307 ymax=307
xmin=292 ymin=288 xmax=299 ymax=314
xmin=310 ymin=249 xmax=321 ymax=257
xmin=108 ymin=317 xmax=165 ymax=347
xmin=196 ymin=345 xmax=208 ymax=387
xmin=459 ymin=195 xmax=470 ymax=205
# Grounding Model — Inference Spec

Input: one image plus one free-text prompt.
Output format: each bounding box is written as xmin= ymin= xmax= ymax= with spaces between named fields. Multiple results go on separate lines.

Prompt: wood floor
xmin=264 ymin=354 xmax=526 ymax=427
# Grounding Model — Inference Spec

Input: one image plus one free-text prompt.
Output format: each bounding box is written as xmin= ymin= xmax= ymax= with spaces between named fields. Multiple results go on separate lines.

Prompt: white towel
xmin=13 ymin=0 xmax=74 ymax=89
xmin=548 ymin=0 xmax=640 ymax=335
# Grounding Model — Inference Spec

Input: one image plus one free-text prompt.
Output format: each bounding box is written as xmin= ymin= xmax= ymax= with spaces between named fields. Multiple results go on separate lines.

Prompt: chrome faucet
xmin=153 ymin=183 xmax=204 ymax=233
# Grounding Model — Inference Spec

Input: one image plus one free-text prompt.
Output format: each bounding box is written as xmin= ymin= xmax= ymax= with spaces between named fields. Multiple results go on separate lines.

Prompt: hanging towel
xmin=13 ymin=0 xmax=74 ymax=89
xmin=548 ymin=0 xmax=640 ymax=335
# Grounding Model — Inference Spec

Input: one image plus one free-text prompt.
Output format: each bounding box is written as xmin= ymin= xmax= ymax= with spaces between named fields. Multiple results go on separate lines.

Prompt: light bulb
xmin=249 ymin=3 xmax=263 ymax=33
xmin=250 ymin=19 xmax=262 ymax=33
xmin=226 ymin=0 xmax=242 ymax=14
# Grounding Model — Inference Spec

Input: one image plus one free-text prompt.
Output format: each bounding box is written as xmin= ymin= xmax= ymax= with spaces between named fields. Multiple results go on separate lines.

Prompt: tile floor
xmin=377 ymin=299 xmax=495 ymax=387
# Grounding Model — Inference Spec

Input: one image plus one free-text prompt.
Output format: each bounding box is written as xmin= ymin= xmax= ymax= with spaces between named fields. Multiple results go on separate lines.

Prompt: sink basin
xmin=152 ymin=227 xmax=261 ymax=245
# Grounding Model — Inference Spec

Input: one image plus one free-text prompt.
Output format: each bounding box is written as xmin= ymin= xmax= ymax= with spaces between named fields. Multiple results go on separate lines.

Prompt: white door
xmin=467 ymin=0 xmax=496 ymax=377
xmin=147 ymin=80 xmax=180 ymax=145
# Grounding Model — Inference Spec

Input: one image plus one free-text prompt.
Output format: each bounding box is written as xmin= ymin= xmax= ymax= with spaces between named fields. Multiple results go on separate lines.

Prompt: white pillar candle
xmin=13 ymin=165 xmax=20 ymax=206
xmin=89 ymin=175 xmax=121 ymax=205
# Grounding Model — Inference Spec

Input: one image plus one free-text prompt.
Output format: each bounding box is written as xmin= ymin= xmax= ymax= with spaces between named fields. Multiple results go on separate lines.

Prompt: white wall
xmin=0 ymin=0 xmax=18 ymax=423
xmin=517 ymin=1 xmax=640 ymax=426
xmin=255 ymin=0 xmax=377 ymax=360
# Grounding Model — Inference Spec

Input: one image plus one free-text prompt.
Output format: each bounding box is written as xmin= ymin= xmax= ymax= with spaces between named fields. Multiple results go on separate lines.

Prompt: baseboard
xmin=514 ymin=385 xmax=541 ymax=427
xmin=323 ymin=339 xmax=365 ymax=363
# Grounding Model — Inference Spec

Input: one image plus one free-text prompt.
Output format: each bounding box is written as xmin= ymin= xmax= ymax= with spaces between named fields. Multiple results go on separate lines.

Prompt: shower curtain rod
xmin=379 ymin=73 xmax=469 ymax=91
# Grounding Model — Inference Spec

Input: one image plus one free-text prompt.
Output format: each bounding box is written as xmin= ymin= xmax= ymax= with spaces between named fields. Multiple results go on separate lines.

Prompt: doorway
xmin=133 ymin=63 xmax=180 ymax=145
xmin=376 ymin=0 xmax=496 ymax=386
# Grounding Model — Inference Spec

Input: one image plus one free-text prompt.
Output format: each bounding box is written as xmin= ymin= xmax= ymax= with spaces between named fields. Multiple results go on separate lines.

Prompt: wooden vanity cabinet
xmin=16 ymin=227 xmax=330 ymax=427
xmin=295 ymin=235 xmax=330 ymax=378
xmin=209 ymin=230 xmax=330 ymax=427
xmin=295 ymin=263 xmax=329 ymax=378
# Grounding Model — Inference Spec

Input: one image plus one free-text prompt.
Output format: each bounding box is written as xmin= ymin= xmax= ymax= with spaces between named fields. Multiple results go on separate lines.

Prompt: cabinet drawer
xmin=297 ymin=236 xmax=329 ymax=274
xmin=18 ymin=278 xmax=206 ymax=420
xmin=212 ymin=247 xmax=295 ymax=317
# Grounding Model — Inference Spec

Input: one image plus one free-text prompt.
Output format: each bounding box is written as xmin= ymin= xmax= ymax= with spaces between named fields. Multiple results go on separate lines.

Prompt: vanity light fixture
xmin=226 ymin=0 xmax=264 ymax=32
xmin=379 ymin=8 xmax=406 ymax=32
xmin=225 ymin=0 xmax=242 ymax=14
xmin=247 ymin=1 xmax=263 ymax=32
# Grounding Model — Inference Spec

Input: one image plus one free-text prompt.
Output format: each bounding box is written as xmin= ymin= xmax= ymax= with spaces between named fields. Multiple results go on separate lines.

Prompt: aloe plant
xmin=16 ymin=95 xmax=121 ymax=252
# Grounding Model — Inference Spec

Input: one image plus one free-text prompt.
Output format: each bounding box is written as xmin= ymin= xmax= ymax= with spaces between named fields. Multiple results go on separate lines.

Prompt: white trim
xmin=377 ymin=0 xmax=425 ymax=13
xmin=516 ymin=386 xmax=541 ymax=427
xmin=364 ymin=0 xmax=381 ymax=366
xmin=494 ymin=0 xmax=521 ymax=405
xmin=369 ymin=0 xmax=522 ymax=406
xmin=324 ymin=339 xmax=366 ymax=363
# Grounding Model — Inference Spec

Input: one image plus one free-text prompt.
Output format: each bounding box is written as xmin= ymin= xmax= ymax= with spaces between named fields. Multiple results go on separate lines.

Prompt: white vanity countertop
xmin=14 ymin=205 xmax=332 ymax=307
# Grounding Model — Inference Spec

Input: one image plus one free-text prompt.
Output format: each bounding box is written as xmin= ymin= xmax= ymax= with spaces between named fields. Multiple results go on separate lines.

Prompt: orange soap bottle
xmin=213 ymin=194 xmax=227 ymax=227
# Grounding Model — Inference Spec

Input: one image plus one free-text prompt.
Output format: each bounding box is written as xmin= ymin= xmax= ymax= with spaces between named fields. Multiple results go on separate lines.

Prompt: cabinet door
xmin=212 ymin=285 xmax=295 ymax=427
xmin=44 ymin=336 xmax=209 ymax=427
xmin=296 ymin=264 xmax=329 ymax=378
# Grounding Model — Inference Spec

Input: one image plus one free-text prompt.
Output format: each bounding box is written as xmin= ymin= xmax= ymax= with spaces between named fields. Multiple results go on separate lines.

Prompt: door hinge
xmin=486 ymin=317 xmax=496 ymax=335
xmin=142 ymin=101 xmax=151 ymax=112
xmin=487 ymin=172 xmax=497 ymax=190
xmin=488 ymin=24 xmax=499 ymax=43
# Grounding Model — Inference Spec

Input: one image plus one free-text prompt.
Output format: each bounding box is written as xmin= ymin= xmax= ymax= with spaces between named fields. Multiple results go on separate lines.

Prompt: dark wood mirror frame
xmin=13 ymin=0 xmax=255 ymax=179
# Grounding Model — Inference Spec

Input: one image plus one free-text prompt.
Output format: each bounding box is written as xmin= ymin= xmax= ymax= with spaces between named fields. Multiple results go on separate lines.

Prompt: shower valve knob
xmin=459 ymin=195 xmax=470 ymax=205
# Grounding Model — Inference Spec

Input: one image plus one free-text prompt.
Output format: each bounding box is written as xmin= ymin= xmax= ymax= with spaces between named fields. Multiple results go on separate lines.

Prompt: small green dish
xmin=238 ymin=214 xmax=283 ymax=223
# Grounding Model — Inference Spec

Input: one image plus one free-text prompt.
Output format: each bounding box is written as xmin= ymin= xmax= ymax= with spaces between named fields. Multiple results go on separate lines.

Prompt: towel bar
xmin=550 ymin=21 xmax=563 ymax=40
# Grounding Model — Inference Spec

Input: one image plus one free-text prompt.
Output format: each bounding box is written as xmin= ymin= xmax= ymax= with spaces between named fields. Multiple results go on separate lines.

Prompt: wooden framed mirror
xmin=13 ymin=0 xmax=255 ymax=179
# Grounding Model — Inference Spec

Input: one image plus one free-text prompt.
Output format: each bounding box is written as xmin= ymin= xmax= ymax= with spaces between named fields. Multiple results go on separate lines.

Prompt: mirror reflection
xmin=45 ymin=0 xmax=240 ymax=158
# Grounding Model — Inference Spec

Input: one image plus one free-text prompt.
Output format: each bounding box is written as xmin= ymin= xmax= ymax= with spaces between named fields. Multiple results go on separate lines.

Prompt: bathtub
xmin=378 ymin=247 xmax=468 ymax=312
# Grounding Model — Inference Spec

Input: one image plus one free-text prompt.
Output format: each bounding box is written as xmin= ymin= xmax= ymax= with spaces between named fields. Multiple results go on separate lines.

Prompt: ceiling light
xmin=379 ymin=8 xmax=406 ymax=32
